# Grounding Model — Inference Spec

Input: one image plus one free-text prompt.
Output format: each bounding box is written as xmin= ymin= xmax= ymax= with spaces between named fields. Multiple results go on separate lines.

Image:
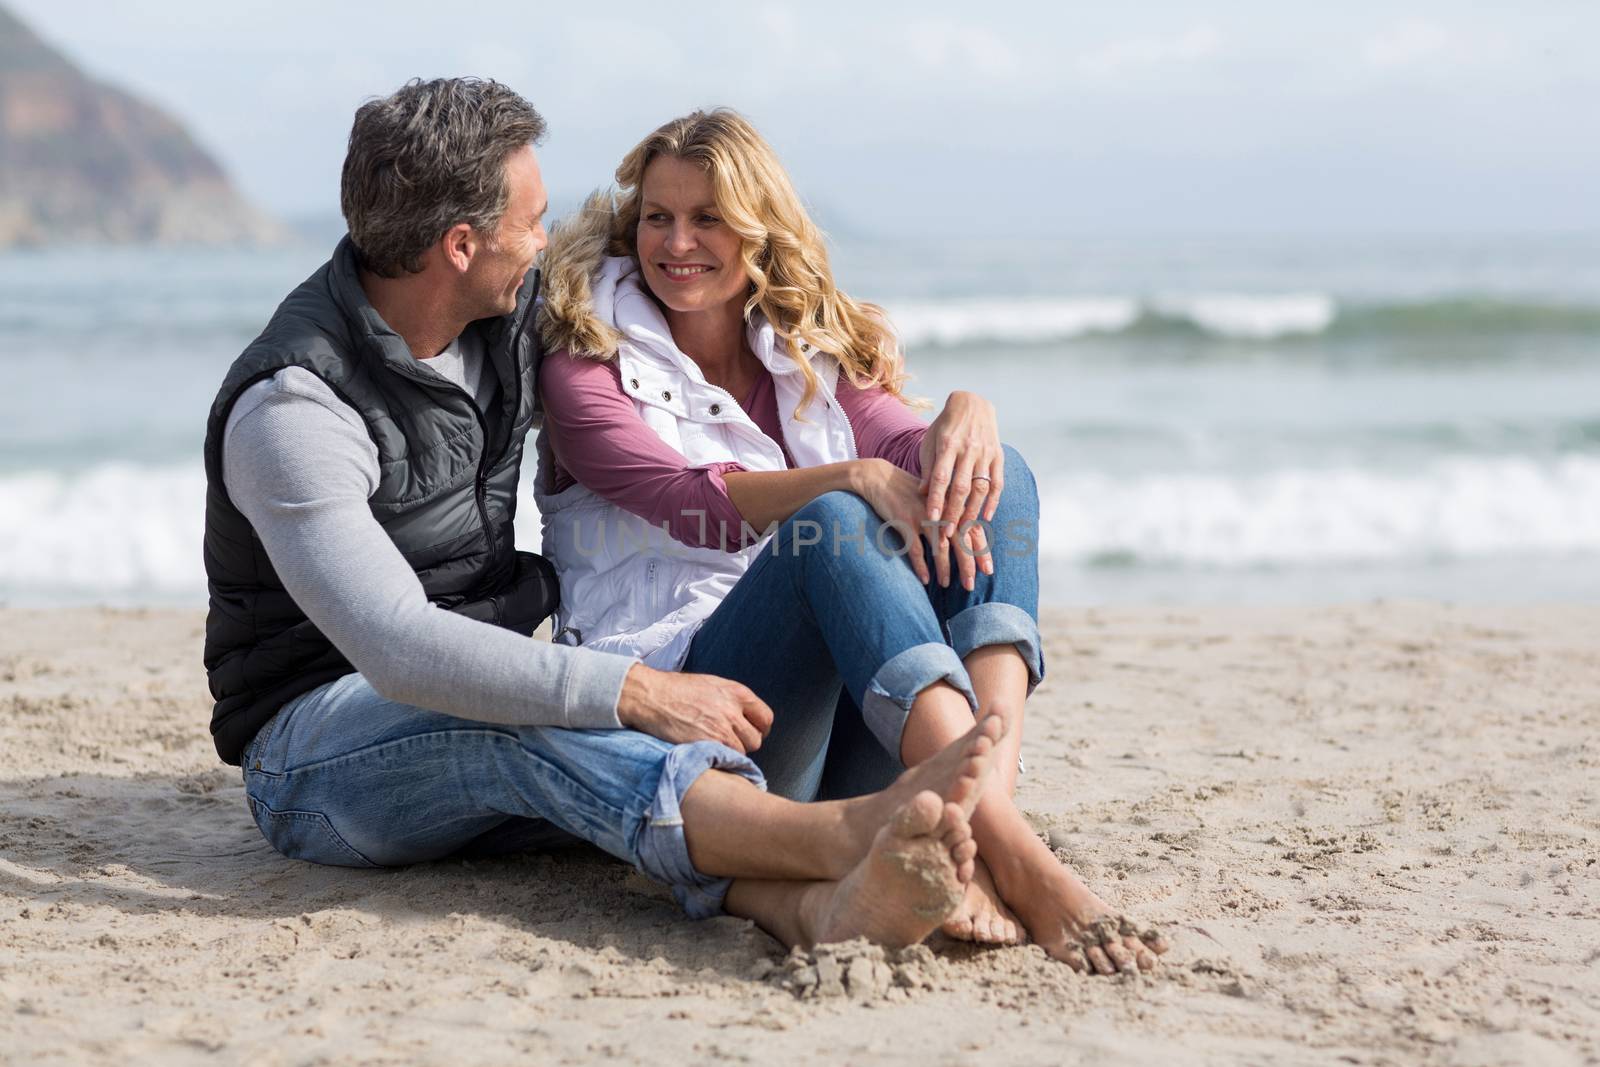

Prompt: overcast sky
xmin=10 ymin=0 xmax=1598 ymax=236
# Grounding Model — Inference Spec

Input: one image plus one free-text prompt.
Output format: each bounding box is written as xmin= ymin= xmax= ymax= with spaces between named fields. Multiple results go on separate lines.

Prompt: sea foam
xmin=0 ymin=463 xmax=208 ymax=598
xmin=1042 ymin=455 xmax=1600 ymax=566
xmin=4 ymin=456 xmax=1597 ymax=601
xmin=884 ymin=293 xmax=1600 ymax=348
xmin=886 ymin=298 xmax=1141 ymax=346
xmin=887 ymin=293 xmax=1333 ymax=347
xmin=1147 ymin=293 xmax=1336 ymax=340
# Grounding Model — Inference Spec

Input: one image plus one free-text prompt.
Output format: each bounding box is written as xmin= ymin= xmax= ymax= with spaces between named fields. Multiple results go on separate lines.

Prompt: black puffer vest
xmin=202 ymin=237 xmax=555 ymax=764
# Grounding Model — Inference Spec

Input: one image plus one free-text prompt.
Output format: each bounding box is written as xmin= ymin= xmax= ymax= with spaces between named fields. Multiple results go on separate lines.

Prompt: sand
xmin=1 ymin=603 xmax=1596 ymax=1065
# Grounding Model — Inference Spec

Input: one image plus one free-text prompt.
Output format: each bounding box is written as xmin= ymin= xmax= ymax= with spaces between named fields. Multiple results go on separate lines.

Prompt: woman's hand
xmin=616 ymin=664 xmax=775 ymax=754
xmin=853 ymin=458 xmax=992 ymax=590
xmin=917 ymin=391 xmax=1003 ymax=579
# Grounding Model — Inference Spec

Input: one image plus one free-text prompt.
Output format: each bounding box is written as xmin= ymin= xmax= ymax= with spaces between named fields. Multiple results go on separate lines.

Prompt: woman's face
xmin=635 ymin=155 xmax=749 ymax=318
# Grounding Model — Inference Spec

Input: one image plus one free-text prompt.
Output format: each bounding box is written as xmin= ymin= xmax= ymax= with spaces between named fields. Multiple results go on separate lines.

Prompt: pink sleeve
xmin=836 ymin=378 xmax=928 ymax=477
xmin=539 ymin=350 xmax=752 ymax=550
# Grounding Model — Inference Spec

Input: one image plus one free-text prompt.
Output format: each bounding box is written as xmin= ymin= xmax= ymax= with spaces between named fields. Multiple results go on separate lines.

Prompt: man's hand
xmin=616 ymin=664 xmax=775 ymax=754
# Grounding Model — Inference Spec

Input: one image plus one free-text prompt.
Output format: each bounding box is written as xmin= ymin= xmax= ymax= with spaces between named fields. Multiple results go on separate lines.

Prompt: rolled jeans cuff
xmin=633 ymin=740 xmax=767 ymax=920
xmin=946 ymin=602 xmax=1045 ymax=694
xmin=860 ymin=642 xmax=978 ymax=758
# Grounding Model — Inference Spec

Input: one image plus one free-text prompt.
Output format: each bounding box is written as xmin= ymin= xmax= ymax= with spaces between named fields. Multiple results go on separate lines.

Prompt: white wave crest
xmin=887 ymin=297 xmax=1140 ymax=347
xmin=1039 ymin=455 xmax=1600 ymax=566
xmin=0 ymin=463 xmax=208 ymax=597
xmin=885 ymin=293 xmax=1337 ymax=347
xmin=1149 ymin=292 xmax=1336 ymax=340
xmin=3 ymin=455 xmax=1598 ymax=602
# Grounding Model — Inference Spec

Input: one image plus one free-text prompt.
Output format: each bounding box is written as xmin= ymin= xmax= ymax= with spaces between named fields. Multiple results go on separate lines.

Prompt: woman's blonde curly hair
xmin=609 ymin=109 xmax=912 ymax=412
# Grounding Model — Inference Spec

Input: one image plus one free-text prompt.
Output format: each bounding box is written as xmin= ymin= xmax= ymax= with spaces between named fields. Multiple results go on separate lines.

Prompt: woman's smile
xmin=659 ymin=262 xmax=716 ymax=281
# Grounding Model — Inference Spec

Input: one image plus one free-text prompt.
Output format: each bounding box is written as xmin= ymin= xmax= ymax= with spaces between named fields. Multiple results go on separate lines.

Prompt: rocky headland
xmin=0 ymin=4 xmax=283 ymax=247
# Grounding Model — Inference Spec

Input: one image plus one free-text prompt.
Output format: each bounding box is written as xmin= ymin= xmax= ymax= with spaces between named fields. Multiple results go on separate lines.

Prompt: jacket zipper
xmin=829 ymin=385 xmax=861 ymax=460
xmin=446 ymin=378 xmax=497 ymax=592
xmin=470 ymin=306 xmax=531 ymax=584
xmin=381 ymin=271 xmax=535 ymax=597
xmin=466 ymin=388 xmax=494 ymax=559
xmin=696 ymin=380 xmax=781 ymax=461
xmin=389 ymin=362 xmax=498 ymax=590
xmin=487 ymin=323 xmax=526 ymax=559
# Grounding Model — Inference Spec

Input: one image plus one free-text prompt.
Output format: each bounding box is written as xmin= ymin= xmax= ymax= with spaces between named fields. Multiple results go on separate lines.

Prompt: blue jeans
xmin=239 ymin=673 xmax=764 ymax=918
xmin=681 ymin=444 xmax=1044 ymax=802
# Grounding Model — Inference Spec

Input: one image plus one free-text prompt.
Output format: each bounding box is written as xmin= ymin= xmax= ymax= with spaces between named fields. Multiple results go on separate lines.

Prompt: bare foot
xmin=940 ymin=857 xmax=1024 ymax=945
xmin=804 ymin=791 xmax=977 ymax=948
xmin=839 ymin=715 xmax=1004 ymax=876
xmin=1001 ymin=847 xmax=1170 ymax=975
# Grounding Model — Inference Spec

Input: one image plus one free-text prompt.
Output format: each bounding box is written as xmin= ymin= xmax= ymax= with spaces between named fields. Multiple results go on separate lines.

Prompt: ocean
xmin=3 ymin=233 xmax=1597 ymax=607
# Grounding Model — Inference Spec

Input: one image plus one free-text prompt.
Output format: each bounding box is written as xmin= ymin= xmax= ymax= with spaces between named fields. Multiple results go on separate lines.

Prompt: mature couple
xmin=204 ymin=77 xmax=1167 ymax=975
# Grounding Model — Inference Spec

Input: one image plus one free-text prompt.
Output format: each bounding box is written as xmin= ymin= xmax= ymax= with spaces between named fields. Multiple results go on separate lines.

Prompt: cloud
xmin=903 ymin=18 xmax=1023 ymax=82
xmin=1359 ymin=18 xmax=1509 ymax=72
xmin=1076 ymin=26 xmax=1223 ymax=82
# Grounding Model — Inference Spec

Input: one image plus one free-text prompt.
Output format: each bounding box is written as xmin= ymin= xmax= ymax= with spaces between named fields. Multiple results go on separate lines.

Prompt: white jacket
xmin=535 ymin=255 xmax=858 ymax=668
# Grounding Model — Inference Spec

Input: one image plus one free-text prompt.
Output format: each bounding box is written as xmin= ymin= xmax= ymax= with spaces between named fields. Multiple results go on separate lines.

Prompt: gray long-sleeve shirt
xmin=220 ymin=339 xmax=632 ymax=730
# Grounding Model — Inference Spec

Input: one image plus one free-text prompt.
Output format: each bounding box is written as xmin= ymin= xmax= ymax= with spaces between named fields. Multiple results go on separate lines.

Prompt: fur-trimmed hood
xmin=536 ymin=189 xmax=627 ymax=359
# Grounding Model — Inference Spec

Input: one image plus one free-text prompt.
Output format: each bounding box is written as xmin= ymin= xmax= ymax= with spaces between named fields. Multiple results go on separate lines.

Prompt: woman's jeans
xmin=682 ymin=444 xmax=1044 ymax=802
xmin=240 ymin=677 xmax=763 ymax=919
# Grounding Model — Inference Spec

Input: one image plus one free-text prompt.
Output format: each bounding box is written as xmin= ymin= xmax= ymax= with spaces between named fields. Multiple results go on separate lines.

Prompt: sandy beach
xmin=1 ymin=603 xmax=1596 ymax=1065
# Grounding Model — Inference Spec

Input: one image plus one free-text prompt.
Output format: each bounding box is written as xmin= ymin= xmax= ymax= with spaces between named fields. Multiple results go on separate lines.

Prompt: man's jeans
xmin=682 ymin=444 xmax=1044 ymax=802
xmin=240 ymin=677 xmax=763 ymax=918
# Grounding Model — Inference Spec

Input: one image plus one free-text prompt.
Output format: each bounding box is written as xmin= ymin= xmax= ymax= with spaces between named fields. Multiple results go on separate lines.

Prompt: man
xmin=202 ymin=77 xmax=997 ymax=945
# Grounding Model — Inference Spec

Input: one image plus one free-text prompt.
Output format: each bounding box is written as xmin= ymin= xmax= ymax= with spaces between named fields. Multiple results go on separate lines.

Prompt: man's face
xmin=466 ymin=146 xmax=548 ymax=318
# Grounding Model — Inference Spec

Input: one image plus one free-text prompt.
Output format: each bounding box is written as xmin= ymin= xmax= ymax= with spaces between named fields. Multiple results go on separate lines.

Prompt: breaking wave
xmin=4 ymin=455 xmax=1597 ymax=601
xmin=886 ymin=295 xmax=1600 ymax=348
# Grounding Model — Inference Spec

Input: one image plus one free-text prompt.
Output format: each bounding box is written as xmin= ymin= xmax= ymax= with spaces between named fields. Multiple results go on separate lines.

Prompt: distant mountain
xmin=0 ymin=4 xmax=284 ymax=247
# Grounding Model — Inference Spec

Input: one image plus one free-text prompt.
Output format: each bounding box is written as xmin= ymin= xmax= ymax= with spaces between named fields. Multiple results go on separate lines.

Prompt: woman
xmin=535 ymin=110 xmax=1167 ymax=974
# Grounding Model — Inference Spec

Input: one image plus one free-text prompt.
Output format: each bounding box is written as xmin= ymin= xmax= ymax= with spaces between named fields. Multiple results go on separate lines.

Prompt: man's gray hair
xmin=341 ymin=78 xmax=547 ymax=278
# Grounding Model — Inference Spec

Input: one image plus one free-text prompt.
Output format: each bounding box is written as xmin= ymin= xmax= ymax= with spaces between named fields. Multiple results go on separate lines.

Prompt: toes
xmin=1118 ymin=916 xmax=1171 ymax=956
xmin=975 ymin=713 xmax=1005 ymax=745
xmin=970 ymin=732 xmax=995 ymax=761
xmin=961 ymin=717 xmax=1000 ymax=761
xmin=942 ymin=913 xmax=975 ymax=941
xmin=951 ymin=763 xmax=987 ymax=810
xmin=1037 ymin=936 xmax=1086 ymax=970
xmin=1103 ymin=939 xmax=1137 ymax=974
xmin=952 ymin=838 xmax=978 ymax=883
xmin=938 ymin=801 xmax=970 ymax=842
xmin=962 ymin=905 xmax=1015 ymax=945
xmin=1085 ymin=944 xmax=1117 ymax=976
xmin=1124 ymin=935 xmax=1157 ymax=972
xmin=894 ymin=790 xmax=945 ymax=837
xmin=940 ymin=804 xmax=975 ymax=879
